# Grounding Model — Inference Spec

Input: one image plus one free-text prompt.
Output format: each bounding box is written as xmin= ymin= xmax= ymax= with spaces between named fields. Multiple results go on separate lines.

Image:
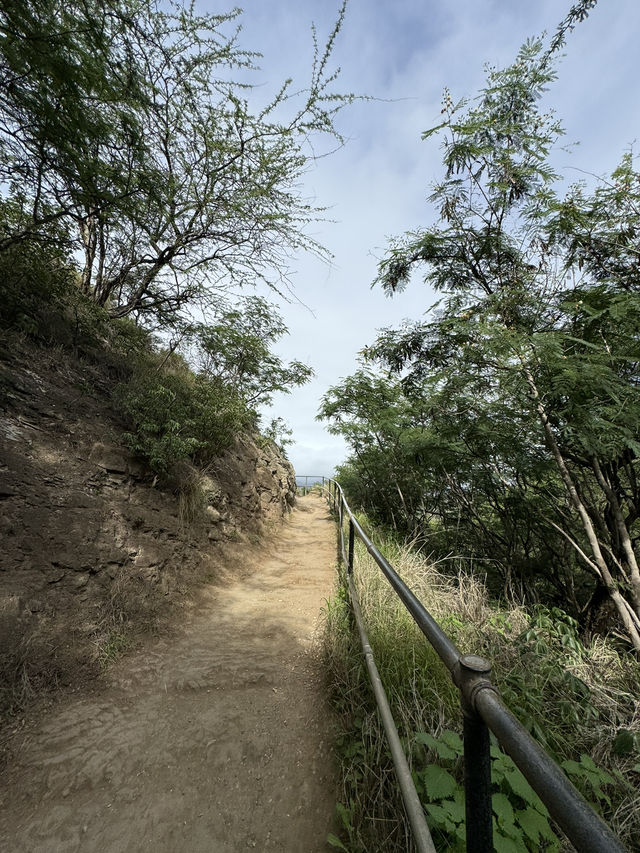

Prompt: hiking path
xmin=0 ymin=494 xmax=338 ymax=853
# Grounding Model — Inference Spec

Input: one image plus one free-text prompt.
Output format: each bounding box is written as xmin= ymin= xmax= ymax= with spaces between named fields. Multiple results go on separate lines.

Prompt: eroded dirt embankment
xmin=0 ymin=333 xmax=297 ymax=723
xmin=0 ymin=494 xmax=338 ymax=853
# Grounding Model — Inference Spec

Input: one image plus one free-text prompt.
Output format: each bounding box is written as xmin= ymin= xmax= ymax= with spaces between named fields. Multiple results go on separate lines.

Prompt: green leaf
xmin=422 ymin=121 xmax=447 ymax=140
xmin=454 ymin=821 xmax=466 ymax=842
xmin=440 ymin=730 xmax=464 ymax=755
xmin=579 ymin=754 xmax=598 ymax=772
xmin=492 ymin=827 xmax=523 ymax=853
xmin=493 ymin=792 xmax=515 ymax=828
xmin=425 ymin=802 xmax=457 ymax=832
xmin=415 ymin=731 xmax=457 ymax=760
xmin=561 ymin=759 xmax=582 ymax=776
xmin=441 ymin=795 xmax=465 ymax=825
xmin=517 ymin=805 xmax=556 ymax=844
xmin=421 ymin=764 xmax=459 ymax=801
xmin=336 ymin=801 xmax=352 ymax=830
xmin=502 ymin=766 xmax=540 ymax=808
xmin=612 ymin=730 xmax=635 ymax=757
xmin=327 ymin=833 xmax=349 ymax=851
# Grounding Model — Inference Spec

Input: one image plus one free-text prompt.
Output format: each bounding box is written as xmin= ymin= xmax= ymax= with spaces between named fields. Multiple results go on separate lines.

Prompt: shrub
xmin=323 ymin=515 xmax=640 ymax=852
xmin=115 ymin=367 xmax=251 ymax=477
xmin=0 ymin=238 xmax=76 ymax=338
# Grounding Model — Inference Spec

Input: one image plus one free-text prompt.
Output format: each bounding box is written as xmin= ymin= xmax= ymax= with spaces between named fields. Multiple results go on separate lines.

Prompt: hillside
xmin=0 ymin=330 xmax=297 ymax=735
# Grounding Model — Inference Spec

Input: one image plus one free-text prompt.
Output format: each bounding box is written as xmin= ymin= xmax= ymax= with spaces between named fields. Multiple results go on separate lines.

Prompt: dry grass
xmin=323 ymin=516 xmax=640 ymax=852
xmin=175 ymin=462 xmax=208 ymax=528
xmin=0 ymin=604 xmax=101 ymax=767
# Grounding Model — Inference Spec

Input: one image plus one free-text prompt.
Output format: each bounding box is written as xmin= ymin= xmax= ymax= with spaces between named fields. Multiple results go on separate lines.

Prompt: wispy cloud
xmin=208 ymin=0 xmax=640 ymax=476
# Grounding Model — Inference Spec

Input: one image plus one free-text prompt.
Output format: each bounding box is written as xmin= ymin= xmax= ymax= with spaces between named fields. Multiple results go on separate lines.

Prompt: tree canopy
xmin=0 ymin=0 xmax=353 ymax=326
xmin=188 ymin=295 xmax=313 ymax=408
xmin=320 ymin=3 xmax=640 ymax=650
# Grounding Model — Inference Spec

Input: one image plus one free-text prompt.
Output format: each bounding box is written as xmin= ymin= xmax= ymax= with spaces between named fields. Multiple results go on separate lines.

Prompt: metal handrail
xmin=347 ymin=570 xmax=437 ymax=853
xmin=320 ymin=477 xmax=627 ymax=853
xmin=295 ymin=474 xmax=326 ymax=495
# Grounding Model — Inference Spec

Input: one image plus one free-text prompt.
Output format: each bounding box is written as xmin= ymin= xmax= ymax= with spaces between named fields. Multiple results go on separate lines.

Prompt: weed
xmin=176 ymin=464 xmax=208 ymax=527
xmin=0 ymin=607 xmax=100 ymax=727
xmin=96 ymin=630 xmax=132 ymax=667
xmin=323 ymin=515 xmax=640 ymax=852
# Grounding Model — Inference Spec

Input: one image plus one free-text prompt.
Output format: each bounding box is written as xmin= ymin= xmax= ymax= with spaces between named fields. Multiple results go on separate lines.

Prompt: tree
xmin=0 ymin=0 xmax=151 ymax=251
xmin=323 ymin=2 xmax=640 ymax=649
xmin=187 ymin=296 xmax=313 ymax=408
xmin=319 ymin=351 xmax=577 ymax=605
xmin=0 ymin=0 xmax=354 ymax=325
xmin=319 ymin=366 xmax=434 ymax=532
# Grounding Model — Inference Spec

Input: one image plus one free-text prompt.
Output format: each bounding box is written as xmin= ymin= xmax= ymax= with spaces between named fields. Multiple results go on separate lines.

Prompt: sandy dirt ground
xmin=0 ymin=494 xmax=339 ymax=853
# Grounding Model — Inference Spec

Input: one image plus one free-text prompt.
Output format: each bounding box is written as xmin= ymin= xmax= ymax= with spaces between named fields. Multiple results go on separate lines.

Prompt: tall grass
xmin=322 ymin=516 xmax=640 ymax=852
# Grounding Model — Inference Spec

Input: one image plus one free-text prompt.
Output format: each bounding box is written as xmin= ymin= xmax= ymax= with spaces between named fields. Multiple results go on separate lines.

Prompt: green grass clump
xmin=323 ymin=516 xmax=640 ymax=852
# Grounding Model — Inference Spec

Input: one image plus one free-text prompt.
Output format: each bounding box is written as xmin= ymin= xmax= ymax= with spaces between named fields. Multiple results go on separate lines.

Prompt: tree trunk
xmin=522 ymin=366 xmax=640 ymax=651
xmin=79 ymin=214 xmax=97 ymax=294
xmin=592 ymin=458 xmax=640 ymax=618
xmin=581 ymin=581 xmax=609 ymax=637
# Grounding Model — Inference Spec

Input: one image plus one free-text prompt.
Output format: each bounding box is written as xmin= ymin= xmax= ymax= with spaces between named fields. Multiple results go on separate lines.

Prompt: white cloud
xmin=205 ymin=0 xmax=640 ymax=477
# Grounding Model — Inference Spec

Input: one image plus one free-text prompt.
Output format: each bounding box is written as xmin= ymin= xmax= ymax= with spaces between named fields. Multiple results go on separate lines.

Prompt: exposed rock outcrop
xmin=205 ymin=434 xmax=297 ymax=531
xmin=0 ymin=335 xmax=296 ymax=717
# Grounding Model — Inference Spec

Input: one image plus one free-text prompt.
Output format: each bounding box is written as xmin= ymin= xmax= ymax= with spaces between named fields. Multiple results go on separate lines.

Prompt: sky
xmin=202 ymin=0 xmax=640 ymax=478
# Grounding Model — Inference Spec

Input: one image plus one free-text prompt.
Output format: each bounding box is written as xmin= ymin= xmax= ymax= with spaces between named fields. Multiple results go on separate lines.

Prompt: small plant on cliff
xmin=261 ymin=417 xmax=294 ymax=456
xmin=115 ymin=363 xmax=252 ymax=478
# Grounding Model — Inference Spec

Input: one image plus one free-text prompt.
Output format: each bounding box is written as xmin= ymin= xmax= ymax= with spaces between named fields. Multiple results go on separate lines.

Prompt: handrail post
xmin=457 ymin=655 xmax=493 ymax=853
xmin=348 ymin=519 xmax=355 ymax=575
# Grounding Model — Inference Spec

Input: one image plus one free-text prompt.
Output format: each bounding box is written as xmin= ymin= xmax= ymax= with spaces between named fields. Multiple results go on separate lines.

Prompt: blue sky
xmin=203 ymin=0 xmax=640 ymax=477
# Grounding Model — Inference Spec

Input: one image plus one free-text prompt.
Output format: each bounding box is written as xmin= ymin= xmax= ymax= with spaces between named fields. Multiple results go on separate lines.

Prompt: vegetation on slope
xmin=323 ymin=517 xmax=640 ymax=852
xmin=0 ymin=239 xmax=298 ymax=478
xmin=319 ymin=1 xmax=640 ymax=651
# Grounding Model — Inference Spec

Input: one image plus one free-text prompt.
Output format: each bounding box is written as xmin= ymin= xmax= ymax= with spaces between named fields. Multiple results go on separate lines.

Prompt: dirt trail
xmin=0 ymin=494 xmax=339 ymax=853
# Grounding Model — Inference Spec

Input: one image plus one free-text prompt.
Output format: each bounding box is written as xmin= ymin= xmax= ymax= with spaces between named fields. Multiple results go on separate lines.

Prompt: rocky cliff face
xmin=204 ymin=433 xmax=297 ymax=540
xmin=0 ymin=335 xmax=296 ymax=719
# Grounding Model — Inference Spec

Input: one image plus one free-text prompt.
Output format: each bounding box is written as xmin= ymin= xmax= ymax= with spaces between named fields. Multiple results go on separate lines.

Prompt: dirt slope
xmin=0 ymin=333 xmax=297 ymax=723
xmin=0 ymin=494 xmax=338 ymax=853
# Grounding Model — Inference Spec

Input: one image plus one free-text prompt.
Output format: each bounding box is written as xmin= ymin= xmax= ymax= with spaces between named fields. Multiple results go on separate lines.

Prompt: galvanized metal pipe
xmin=335 ymin=482 xmax=461 ymax=673
xmin=347 ymin=573 xmax=437 ymax=853
xmin=474 ymin=687 xmax=628 ymax=853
